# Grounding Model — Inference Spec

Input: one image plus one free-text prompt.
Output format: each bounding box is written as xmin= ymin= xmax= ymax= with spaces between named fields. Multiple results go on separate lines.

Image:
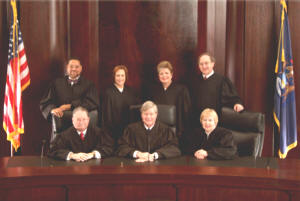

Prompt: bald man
xmin=40 ymin=59 xmax=99 ymax=132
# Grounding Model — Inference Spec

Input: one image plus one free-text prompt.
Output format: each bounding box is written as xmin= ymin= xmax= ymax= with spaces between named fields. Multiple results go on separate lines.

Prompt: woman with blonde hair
xmin=147 ymin=61 xmax=191 ymax=146
xmin=187 ymin=108 xmax=237 ymax=160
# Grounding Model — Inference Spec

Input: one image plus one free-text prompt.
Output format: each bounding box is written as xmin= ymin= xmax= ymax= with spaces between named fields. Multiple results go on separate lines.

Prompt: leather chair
xmin=129 ymin=104 xmax=176 ymax=134
xmin=219 ymin=107 xmax=265 ymax=157
xmin=50 ymin=109 xmax=99 ymax=142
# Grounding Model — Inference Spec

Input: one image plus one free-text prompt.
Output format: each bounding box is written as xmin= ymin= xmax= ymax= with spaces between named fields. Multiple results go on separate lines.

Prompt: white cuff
xmin=93 ymin=151 xmax=101 ymax=159
xmin=133 ymin=150 xmax=139 ymax=158
xmin=153 ymin=152 xmax=159 ymax=160
xmin=66 ymin=152 xmax=73 ymax=160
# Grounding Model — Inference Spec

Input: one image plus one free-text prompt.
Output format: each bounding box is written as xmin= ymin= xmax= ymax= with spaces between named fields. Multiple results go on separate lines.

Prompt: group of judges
xmin=40 ymin=53 xmax=244 ymax=162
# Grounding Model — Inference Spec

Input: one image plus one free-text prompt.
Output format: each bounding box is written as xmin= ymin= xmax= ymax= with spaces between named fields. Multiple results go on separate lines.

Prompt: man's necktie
xmin=80 ymin=132 xmax=85 ymax=141
xmin=68 ymin=78 xmax=79 ymax=85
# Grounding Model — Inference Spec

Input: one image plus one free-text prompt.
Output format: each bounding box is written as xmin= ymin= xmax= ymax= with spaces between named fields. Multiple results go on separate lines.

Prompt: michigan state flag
xmin=274 ymin=0 xmax=297 ymax=159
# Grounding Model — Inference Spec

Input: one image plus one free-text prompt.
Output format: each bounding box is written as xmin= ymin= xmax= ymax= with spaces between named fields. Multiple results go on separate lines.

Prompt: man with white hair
xmin=48 ymin=107 xmax=113 ymax=162
xmin=116 ymin=101 xmax=181 ymax=162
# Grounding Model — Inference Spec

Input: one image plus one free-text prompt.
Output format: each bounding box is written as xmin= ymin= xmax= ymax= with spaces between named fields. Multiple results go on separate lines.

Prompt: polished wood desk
xmin=0 ymin=156 xmax=299 ymax=201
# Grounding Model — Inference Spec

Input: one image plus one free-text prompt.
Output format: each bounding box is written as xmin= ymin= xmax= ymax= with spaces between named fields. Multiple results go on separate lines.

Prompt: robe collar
xmin=144 ymin=124 xmax=155 ymax=131
xmin=67 ymin=75 xmax=80 ymax=85
xmin=114 ymin=84 xmax=124 ymax=93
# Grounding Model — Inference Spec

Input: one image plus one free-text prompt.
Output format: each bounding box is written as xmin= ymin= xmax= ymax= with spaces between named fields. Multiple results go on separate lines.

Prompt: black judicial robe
xmin=116 ymin=121 xmax=181 ymax=159
xmin=187 ymin=127 xmax=237 ymax=160
xmin=48 ymin=125 xmax=114 ymax=160
xmin=102 ymin=85 xmax=140 ymax=142
xmin=190 ymin=73 xmax=242 ymax=126
xmin=147 ymin=82 xmax=191 ymax=138
xmin=40 ymin=76 xmax=99 ymax=121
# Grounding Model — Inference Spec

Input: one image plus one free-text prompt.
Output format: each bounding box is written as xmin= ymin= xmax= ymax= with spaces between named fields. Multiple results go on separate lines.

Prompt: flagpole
xmin=10 ymin=143 xmax=13 ymax=157
xmin=272 ymin=125 xmax=275 ymax=157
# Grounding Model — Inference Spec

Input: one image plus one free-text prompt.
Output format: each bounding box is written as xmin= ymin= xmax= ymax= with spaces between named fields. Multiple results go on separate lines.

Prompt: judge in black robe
xmin=190 ymin=53 xmax=243 ymax=127
xmin=116 ymin=101 xmax=181 ymax=160
xmin=187 ymin=127 xmax=237 ymax=160
xmin=191 ymin=73 xmax=242 ymax=118
xmin=48 ymin=107 xmax=113 ymax=161
xmin=148 ymin=82 xmax=191 ymax=138
xmin=102 ymin=65 xmax=140 ymax=146
xmin=40 ymin=59 xmax=99 ymax=131
xmin=146 ymin=61 xmax=191 ymax=152
xmin=49 ymin=125 xmax=113 ymax=160
xmin=40 ymin=76 xmax=99 ymax=120
xmin=186 ymin=108 xmax=237 ymax=160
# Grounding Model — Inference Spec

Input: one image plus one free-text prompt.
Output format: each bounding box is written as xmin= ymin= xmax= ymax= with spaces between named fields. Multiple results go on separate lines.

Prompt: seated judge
xmin=48 ymin=107 xmax=113 ymax=162
xmin=190 ymin=52 xmax=244 ymax=127
xmin=187 ymin=108 xmax=237 ymax=160
xmin=116 ymin=101 xmax=181 ymax=162
xmin=147 ymin=61 xmax=191 ymax=140
xmin=40 ymin=59 xmax=99 ymax=131
xmin=102 ymin=65 xmax=140 ymax=147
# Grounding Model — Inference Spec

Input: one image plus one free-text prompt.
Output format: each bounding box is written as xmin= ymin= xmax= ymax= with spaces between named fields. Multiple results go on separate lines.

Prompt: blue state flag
xmin=274 ymin=0 xmax=297 ymax=159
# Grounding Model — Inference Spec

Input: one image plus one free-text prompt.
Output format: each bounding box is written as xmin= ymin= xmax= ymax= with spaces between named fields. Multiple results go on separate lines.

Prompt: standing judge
xmin=48 ymin=107 xmax=114 ymax=162
xmin=116 ymin=101 xmax=181 ymax=162
xmin=191 ymin=53 xmax=244 ymax=127
xmin=147 ymin=61 xmax=191 ymax=140
xmin=187 ymin=108 xmax=237 ymax=160
xmin=102 ymin=65 xmax=140 ymax=146
xmin=40 ymin=59 xmax=99 ymax=131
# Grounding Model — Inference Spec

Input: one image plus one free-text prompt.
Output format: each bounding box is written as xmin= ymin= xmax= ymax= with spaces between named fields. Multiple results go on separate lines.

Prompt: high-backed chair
xmin=50 ymin=109 xmax=99 ymax=143
xmin=219 ymin=107 xmax=265 ymax=157
xmin=129 ymin=104 xmax=176 ymax=134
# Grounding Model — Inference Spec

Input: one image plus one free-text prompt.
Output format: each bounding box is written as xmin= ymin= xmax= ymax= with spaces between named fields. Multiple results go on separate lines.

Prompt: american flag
xmin=3 ymin=0 xmax=30 ymax=152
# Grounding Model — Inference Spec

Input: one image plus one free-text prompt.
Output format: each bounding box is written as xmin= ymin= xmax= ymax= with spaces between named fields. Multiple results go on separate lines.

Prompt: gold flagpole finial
xmin=280 ymin=0 xmax=287 ymax=12
xmin=10 ymin=0 xmax=18 ymax=25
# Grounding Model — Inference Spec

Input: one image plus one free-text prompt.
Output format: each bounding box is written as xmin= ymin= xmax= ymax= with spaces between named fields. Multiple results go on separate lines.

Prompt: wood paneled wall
xmin=99 ymin=1 xmax=197 ymax=93
xmin=244 ymin=1 xmax=279 ymax=156
xmin=0 ymin=0 xmax=299 ymax=158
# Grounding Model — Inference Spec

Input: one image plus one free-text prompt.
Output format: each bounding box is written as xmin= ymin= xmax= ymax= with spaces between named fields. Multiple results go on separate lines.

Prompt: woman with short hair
xmin=102 ymin=65 xmax=140 ymax=148
xmin=187 ymin=108 xmax=237 ymax=160
xmin=146 ymin=61 xmax=191 ymax=146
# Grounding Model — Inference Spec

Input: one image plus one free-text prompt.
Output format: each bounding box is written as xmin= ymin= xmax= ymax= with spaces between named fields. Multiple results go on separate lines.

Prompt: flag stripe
xmin=20 ymin=66 xmax=29 ymax=79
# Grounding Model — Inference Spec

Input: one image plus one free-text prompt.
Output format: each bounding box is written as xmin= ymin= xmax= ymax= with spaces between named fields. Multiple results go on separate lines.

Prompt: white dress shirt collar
xmin=203 ymin=70 xmax=214 ymax=79
xmin=114 ymin=84 xmax=124 ymax=93
xmin=68 ymin=76 xmax=80 ymax=86
xmin=68 ymin=75 xmax=80 ymax=81
xmin=144 ymin=124 xmax=154 ymax=131
xmin=77 ymin=129 xmax=87 ymax=136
